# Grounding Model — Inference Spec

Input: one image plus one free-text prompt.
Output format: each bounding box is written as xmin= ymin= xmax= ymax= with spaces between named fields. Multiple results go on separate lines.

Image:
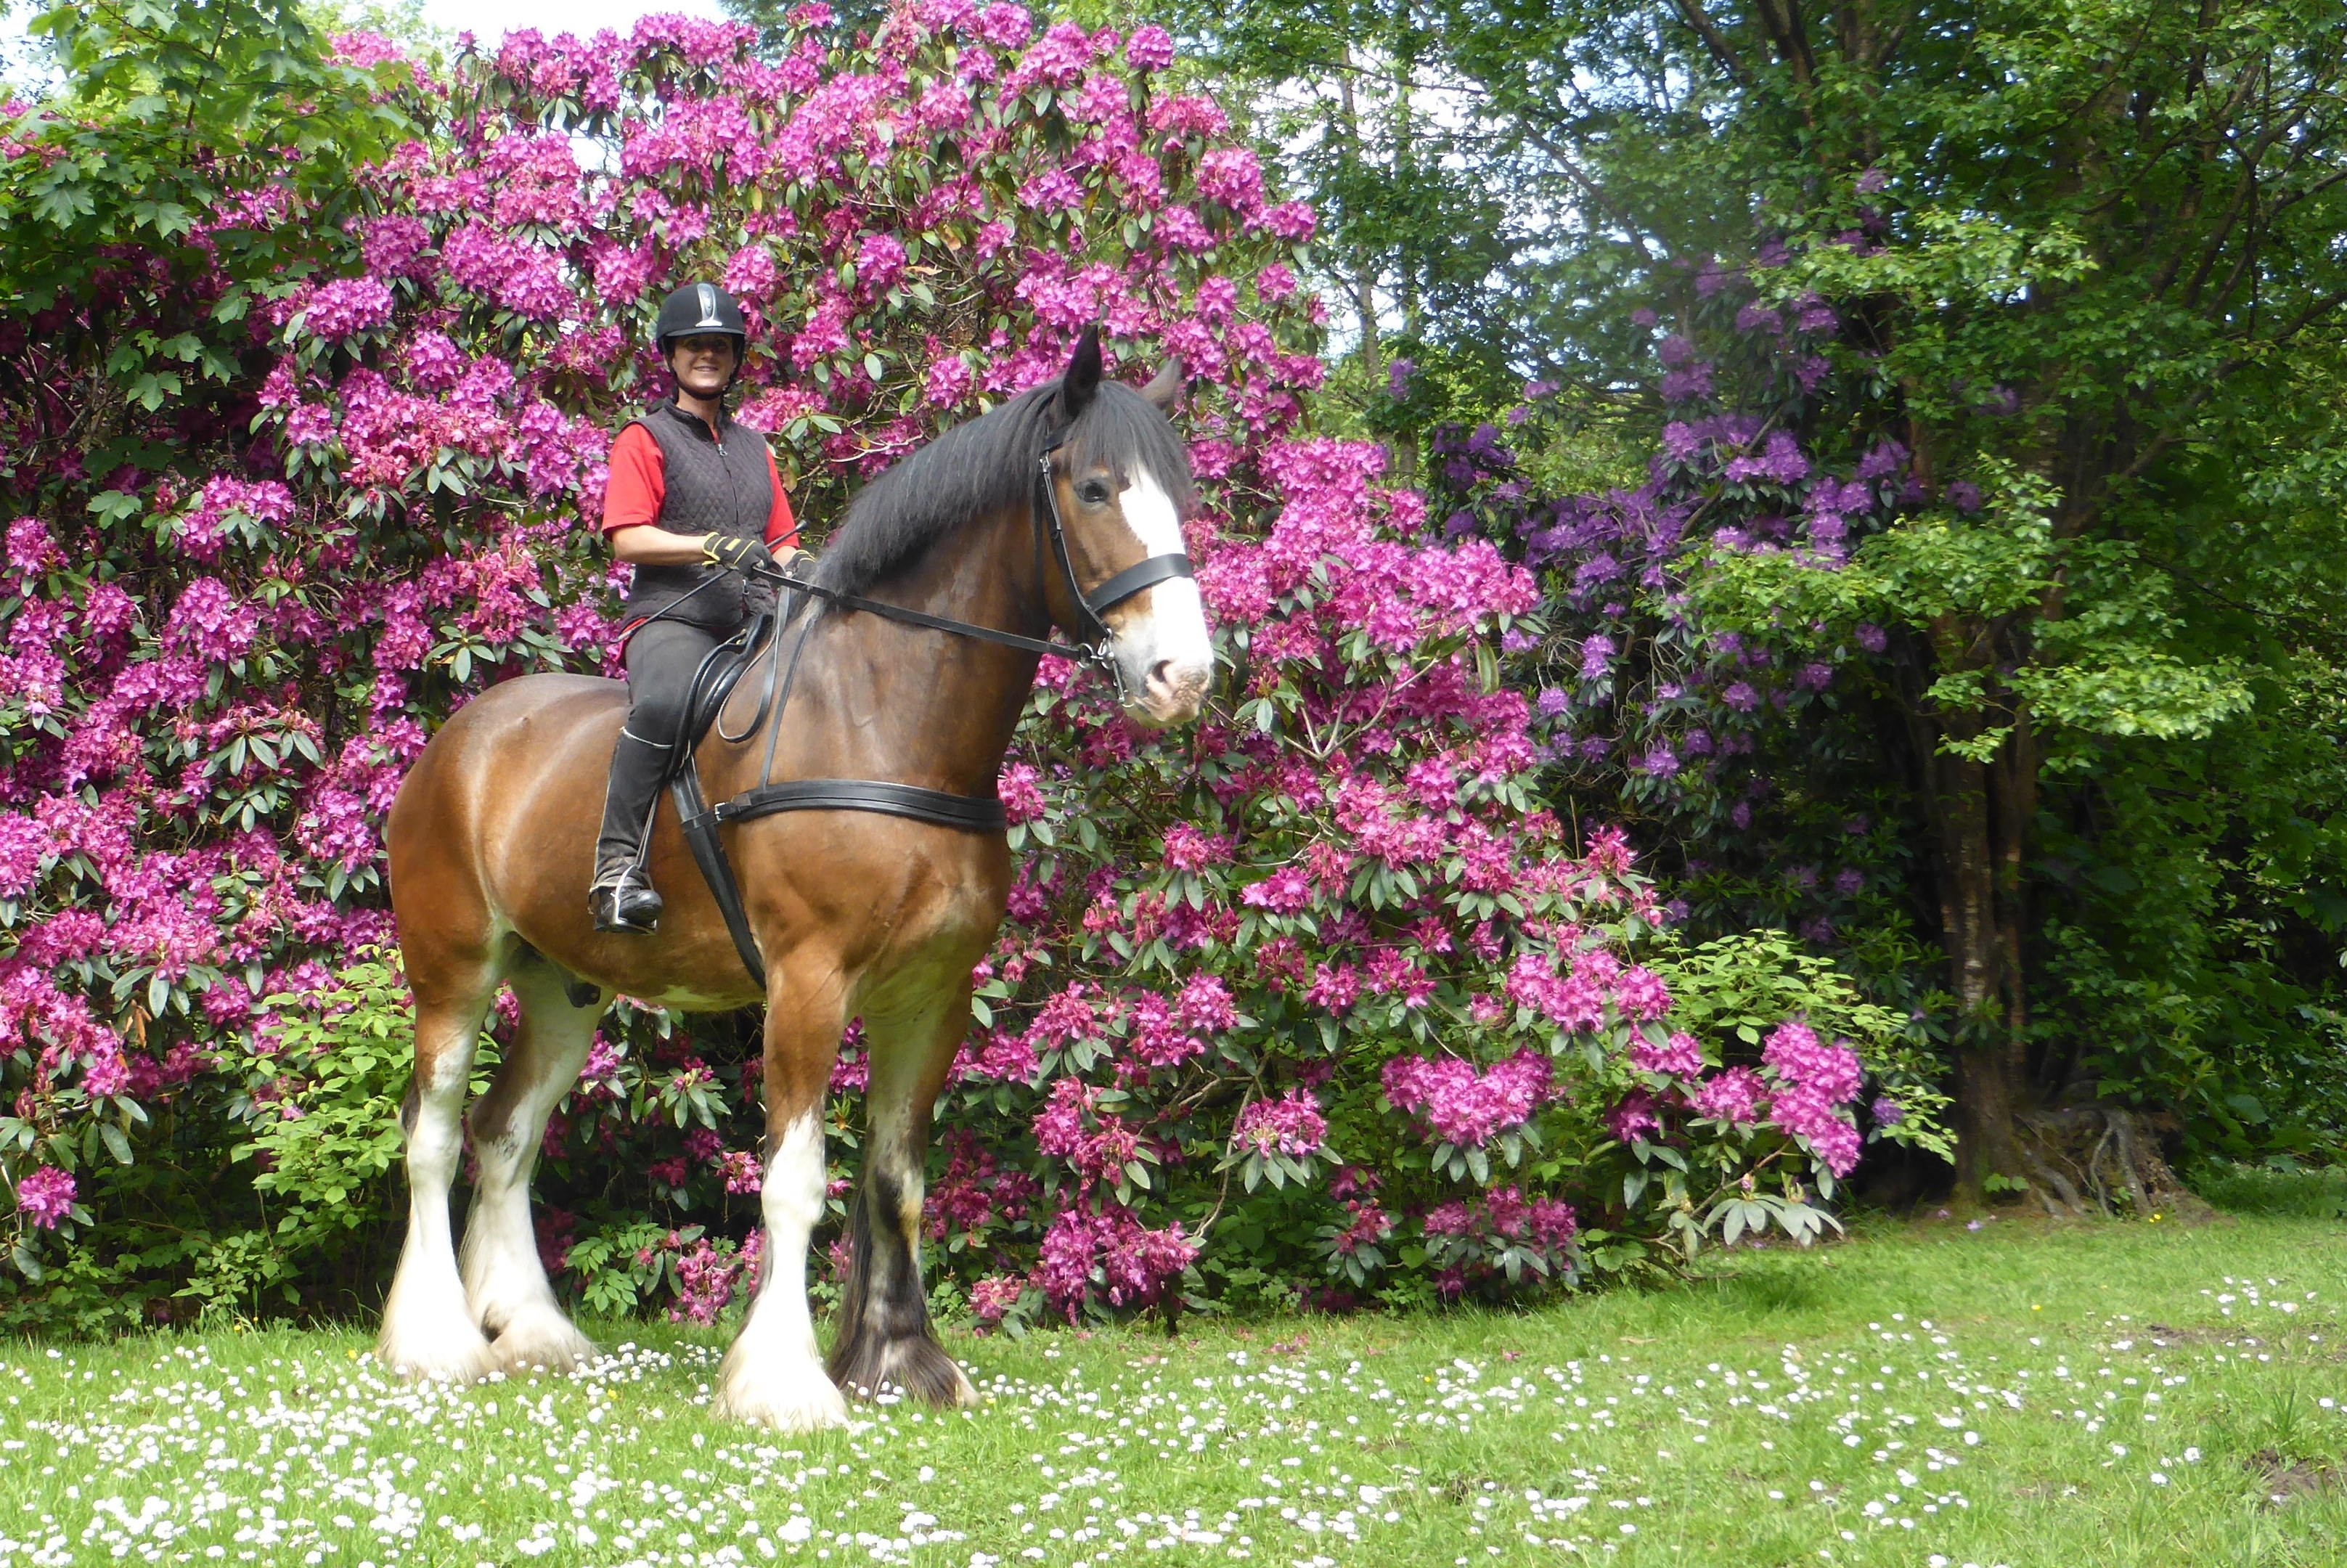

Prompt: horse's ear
xmin=1059 ymin=326 xmax=1103 ymax=419
xmin=1140 ymin=358 xmax=1184 ymax=414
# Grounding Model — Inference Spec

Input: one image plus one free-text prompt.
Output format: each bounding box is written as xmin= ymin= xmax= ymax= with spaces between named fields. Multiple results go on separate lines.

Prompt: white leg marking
xmin=713 ymin=1114 xmax=847 ymax=1431
xmin=380 ymin=1053 xmax=494 ymax=1383
xmin=462 ymin=1021 xmax=597 ymax=1375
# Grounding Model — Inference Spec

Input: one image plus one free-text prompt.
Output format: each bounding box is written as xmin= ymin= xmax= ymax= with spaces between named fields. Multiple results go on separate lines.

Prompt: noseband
xmin=733 ymin=425 xmax=1193 ymax=702
xmin=667 ymin=425 xmax=1199 ymax=991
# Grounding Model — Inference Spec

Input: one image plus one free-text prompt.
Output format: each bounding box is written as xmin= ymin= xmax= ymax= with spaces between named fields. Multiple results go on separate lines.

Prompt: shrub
xmin=0 ymin=4 xmax=1939 ymax=1330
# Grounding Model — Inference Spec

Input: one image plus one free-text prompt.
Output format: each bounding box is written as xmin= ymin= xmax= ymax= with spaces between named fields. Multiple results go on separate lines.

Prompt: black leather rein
xmin=666 ymin=428 xmax=1194 ymax=992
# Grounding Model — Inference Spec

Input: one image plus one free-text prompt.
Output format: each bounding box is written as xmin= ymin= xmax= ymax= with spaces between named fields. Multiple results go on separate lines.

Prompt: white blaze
xmin=1112 ymin=467 xmax=1213 ymax=720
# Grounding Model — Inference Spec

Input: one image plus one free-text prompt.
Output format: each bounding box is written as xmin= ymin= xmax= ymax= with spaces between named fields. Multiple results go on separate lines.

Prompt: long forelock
xmin=810 ymin=377 xmax=1194 ymax=596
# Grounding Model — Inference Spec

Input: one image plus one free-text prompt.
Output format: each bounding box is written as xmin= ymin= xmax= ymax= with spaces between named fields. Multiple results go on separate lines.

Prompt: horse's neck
xmin=751 ymin=502 xmax=1046 ymax=798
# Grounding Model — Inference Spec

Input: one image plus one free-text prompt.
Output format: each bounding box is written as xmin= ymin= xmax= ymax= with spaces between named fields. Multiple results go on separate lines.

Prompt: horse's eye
xmin=1076 ymin=479 xmax=1112 ymax=507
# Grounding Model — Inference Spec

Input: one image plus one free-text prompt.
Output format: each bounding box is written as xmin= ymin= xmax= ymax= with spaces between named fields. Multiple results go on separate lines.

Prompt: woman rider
xmin=592 ymin=282 xmax=803 ymax=934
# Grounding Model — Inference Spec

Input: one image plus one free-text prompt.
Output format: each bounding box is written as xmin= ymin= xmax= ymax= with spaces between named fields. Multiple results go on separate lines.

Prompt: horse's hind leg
xmin=460 ymin=955 xmax=602 ymax=1375
xmin=714 ymin=952 xmax=851 ymax=1432
xmin=379 ymin=952 xmax=501 ymax=1384
xmin=829 ymin=981 xmax=979 ymax=1408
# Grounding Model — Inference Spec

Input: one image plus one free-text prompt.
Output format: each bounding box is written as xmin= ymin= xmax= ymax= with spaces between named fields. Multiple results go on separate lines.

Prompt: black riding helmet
xmin=654 ymin=282 xmax=749 ymax=389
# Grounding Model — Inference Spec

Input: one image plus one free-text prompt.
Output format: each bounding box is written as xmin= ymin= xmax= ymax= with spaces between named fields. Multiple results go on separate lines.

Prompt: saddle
xmin=654 ymin=595 xmax=1008 ymax=994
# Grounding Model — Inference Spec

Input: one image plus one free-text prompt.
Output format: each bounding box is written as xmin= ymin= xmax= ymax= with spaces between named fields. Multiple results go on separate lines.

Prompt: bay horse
xmin=378 ymin=331 xmax=1209 ymax=1431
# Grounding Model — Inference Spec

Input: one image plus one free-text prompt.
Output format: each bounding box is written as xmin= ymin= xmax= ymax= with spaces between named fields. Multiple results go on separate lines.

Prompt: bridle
xmin=735 ymin=424 xmax=1193 ymax=706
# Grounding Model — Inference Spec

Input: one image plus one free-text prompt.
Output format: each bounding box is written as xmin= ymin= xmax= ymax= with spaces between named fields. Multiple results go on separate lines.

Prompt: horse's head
xmin=1042 ymin=330 xmax=1215 ymax=727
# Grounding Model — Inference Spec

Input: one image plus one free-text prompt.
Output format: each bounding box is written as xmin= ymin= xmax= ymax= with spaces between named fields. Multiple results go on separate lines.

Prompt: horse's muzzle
xmin=1127 ymin=658 xmax=1210 ymax=727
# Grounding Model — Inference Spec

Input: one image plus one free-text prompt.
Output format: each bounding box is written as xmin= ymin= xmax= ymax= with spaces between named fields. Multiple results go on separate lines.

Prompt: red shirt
xmin=602 ymin=420 xmax=799 ymax=551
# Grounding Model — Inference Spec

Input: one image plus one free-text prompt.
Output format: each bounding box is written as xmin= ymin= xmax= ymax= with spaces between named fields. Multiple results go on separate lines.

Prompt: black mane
xmin=811 ymin=375 xmax=1196 ymax=597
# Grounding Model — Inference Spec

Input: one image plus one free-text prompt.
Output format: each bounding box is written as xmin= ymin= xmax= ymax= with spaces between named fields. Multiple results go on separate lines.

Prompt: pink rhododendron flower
xmin=1628 ymin=1031 xmax=1704 ymax=1077
xmin=1607 ymin=1089 xmax=1660 ymax=1143
xmin=1382 ymin=1050 xmax=1551 ymax=1147
xmin=970 ymin=1273 xmax=1026 ymax=1324
xmin=1691 ymin=1066 xmax=1765 ymax=1125
xmin=301 ymin=278 xmax=395 ymax=340
xmin=997 ymin=763 xmax=1047 ymax=825
xmin=1230 ymin=1090 xmax=1326 ymax=1157
xmin=15 ymin=1167 xmax=74 ymax=1229
xmin=1762 ymin=1021 xmax=1861 ymax=1104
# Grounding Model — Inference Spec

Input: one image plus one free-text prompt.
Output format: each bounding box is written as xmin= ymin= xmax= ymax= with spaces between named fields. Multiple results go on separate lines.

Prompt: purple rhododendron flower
xmin=1607 ymin=1089 xmax=1660 ymax=1144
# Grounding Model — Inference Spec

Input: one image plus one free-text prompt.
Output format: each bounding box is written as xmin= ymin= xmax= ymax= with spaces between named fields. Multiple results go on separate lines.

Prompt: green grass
xmin=8 ymin=1191 xmax=2347 ymax=1566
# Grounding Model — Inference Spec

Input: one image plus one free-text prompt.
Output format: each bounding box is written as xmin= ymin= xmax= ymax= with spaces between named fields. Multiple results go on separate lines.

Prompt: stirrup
xmin=590 ymin=867 xmax=664 ymax=934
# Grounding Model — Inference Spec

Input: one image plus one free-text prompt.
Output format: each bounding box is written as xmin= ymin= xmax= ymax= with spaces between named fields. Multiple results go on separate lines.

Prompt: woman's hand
xmin=701 ymin=533 xmax=772 ymax=574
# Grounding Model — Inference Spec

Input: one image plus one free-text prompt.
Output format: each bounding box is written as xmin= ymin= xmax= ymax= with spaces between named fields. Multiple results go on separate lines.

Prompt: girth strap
xmin=669 ymin=767 xmax=1007 ymax=992
xmin=670 ymin=767 xmax=769 ymax=992
xmin=717 ymin=778 xmax=1009 ymax=833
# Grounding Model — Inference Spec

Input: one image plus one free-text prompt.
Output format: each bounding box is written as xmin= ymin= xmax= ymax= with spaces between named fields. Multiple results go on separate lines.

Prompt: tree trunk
xmin=1908 ymin=620 xmax=2036 ymax=1200
xmin=1336 ymin=60 xmax=1381 ymax=381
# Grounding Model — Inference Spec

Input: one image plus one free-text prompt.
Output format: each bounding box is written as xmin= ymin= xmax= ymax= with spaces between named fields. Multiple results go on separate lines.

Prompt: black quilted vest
xmin=616 ymin=399 xmax=778 ymax=630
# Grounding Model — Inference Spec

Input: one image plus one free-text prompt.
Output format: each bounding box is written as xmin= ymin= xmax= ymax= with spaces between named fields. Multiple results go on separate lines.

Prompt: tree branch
xmin=1668 ymin=0 xmax=1752 ymax=89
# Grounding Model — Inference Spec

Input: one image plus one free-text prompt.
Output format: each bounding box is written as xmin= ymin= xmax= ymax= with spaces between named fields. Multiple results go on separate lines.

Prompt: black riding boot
xmin=591 ymin=727 xmax=674 ymax=934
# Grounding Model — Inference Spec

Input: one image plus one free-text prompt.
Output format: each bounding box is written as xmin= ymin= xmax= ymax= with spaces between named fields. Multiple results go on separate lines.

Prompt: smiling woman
xmin=586 ymin=280 xmax=801 ymax=936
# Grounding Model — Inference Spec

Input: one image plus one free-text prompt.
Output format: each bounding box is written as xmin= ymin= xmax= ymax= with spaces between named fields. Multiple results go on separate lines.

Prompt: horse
xmin=377 ymin=330 xmax=1210 ymax=1431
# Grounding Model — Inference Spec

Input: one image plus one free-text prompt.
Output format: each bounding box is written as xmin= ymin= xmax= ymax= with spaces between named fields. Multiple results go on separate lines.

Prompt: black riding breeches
xmin=594 ymin=619 xmax=731 ymax=879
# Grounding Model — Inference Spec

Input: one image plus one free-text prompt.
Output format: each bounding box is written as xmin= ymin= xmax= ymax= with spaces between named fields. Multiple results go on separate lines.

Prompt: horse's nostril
xmin=1148 ymin=658 xmax=1176 ymax=690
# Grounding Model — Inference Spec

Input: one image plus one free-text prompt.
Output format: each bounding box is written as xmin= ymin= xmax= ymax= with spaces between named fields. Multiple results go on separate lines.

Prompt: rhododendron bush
xmin=0 ymin=6 xmax=1932 ymax=1330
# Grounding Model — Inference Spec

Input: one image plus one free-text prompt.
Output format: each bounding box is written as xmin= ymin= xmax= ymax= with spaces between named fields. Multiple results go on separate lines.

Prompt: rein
xmin=736 ymin=430 xmax=1194 ymax=703
xmin=667 ymin=425 xmax=1195 ymax=992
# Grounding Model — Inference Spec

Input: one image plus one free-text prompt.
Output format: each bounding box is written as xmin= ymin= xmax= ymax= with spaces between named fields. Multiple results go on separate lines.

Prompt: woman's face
xmin=668 ymin=334 xmax=740 ymax=401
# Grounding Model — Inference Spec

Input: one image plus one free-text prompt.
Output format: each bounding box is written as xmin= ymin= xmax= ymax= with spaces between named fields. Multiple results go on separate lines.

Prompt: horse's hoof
xmin=488 ymin=1310 xmax=598 ymax=1376
xmin=711 ymin=1357 xmax=850 ymax=1432
xmin=830 ymin=1334 xmax=979 ymax=1409
xmin=377 ymin=1324 xmax=497 ymax=1385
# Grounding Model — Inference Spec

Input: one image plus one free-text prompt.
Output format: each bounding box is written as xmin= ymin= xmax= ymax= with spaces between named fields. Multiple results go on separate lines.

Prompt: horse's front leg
xmin=379 ymin=957 xmax=501 ymax=1384
xmin=828 ymin=976 xmax=979 ymax=1408
xmin=713 ymin=952 xmax=852 ymax=1432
